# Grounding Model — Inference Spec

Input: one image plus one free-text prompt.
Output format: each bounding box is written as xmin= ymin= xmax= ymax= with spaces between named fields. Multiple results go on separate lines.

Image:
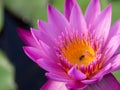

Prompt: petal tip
xmin=37 ymin=19 xmax=40 ymax=28
xmin=47 ymin=4 xmax=53 ymax=12
xmin=107 ymin=3 xmax=112 ymax=11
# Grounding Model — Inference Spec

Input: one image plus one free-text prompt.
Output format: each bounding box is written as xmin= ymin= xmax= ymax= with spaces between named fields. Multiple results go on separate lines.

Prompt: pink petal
xmin=64 ymin=0 xmax=77 ymax=21
xmin=37 ymin=20 xmax=58 ymax=39
xmin=39 ymin=40 xmax=58 ymax=61
xmin=85 ymin=0 xmax=100 ymax=29
xmin=46 ymin=72 xmax=71 ymax=82
xmin=68 ymin=67 xmax=86 ymax=80
xmin=31 ymin=28 xmax=55 ymax=47
xmin=110 ymin=54 xmax=120 ymax=72
xmin=37 ymin=20 xmax=48 ymax=31
xmin=108 ymin=19 xmax=120 ymax=39
xmin=23 ymin=46 xmax=45 ymax=61
xmin=91 ymin=4 xmax=112 ymax=43
xmin=41 ymin=79 xmax=67 ymax=90
xmin=23 ymin=42 xmax=56 ymax=62
xmin=81 ymin=79 xmax=97 ymax=84
xmin=104 ymin=35 xmax=120 ymax=64
xmin=48 ymin=5 xmax=70 ymax=35
xmin=37 ymin=58 xmax=62 ymax=73
xmin=92 ymin=63 xmax=112 ymax=81
xmin=23 ymin=47 xmax=62 ymax=73
xmin=66 ymin=80 xmax=87 ymax=90
xmin=85 ymin=74 xmax=120 ymax=90
xmin=70 ymin=4 xmax=87 ymax=34
xmin=17 ymin=28 xmax=38 ymax=47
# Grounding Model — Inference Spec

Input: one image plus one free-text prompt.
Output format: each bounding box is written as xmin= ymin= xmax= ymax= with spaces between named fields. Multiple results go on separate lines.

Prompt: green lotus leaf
xmin=4 ymin=0 xmax=49 ymax=28
xmin=0 ymin=50 xmax=17 ymax=90
xmin=113 ymin=71 xmax=120 ymax=83
xmin=110 ymin=1 xmax=120 ymax=23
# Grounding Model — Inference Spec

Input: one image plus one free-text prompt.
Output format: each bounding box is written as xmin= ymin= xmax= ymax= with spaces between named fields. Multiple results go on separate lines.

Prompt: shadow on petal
xmin=85 ymin=73 xmax=120 ymax=90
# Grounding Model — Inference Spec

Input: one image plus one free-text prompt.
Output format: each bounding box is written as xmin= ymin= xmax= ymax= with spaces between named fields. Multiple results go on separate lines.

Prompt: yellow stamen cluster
xmin=61 ymin=37 xmax=95 ymax=67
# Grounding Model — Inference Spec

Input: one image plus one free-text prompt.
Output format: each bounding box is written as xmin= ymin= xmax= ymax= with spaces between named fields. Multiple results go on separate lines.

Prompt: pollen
xmin=61 ymin=36 xmax=96 ymax=67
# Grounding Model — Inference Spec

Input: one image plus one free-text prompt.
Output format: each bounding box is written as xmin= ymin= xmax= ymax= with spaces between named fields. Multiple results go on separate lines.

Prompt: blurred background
xmin=0 ymin=0 xmax=120 ymax=90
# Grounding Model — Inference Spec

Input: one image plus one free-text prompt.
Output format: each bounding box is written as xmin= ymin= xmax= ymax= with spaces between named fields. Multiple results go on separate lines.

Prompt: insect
xmin=79 ymin=55 xmax=85 ymax=61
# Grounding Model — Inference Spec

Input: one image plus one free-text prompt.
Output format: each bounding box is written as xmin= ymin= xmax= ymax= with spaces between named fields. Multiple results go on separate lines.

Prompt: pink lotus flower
xmin=18 ymin=0 xmax=120 ymax=90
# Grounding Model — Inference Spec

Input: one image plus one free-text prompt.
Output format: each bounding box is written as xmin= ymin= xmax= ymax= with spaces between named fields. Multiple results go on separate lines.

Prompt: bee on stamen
xmin=79 ymin=55 xmax=85 ymax=61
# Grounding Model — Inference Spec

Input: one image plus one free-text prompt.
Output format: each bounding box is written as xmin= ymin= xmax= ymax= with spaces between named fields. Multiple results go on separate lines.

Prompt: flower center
xmin=57 ymin=33 xmax=103 ymax=78
xmin=61 ymin=37 xmax=95 ymax=67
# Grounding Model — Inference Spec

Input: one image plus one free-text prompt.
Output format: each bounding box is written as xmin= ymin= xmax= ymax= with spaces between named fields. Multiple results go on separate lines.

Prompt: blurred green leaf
xmin=78 ymin=0 xmax=89 ymax=13
xmin=50 ymin=0 xmax=64 ymax=13
xmin=110 ymin=1 xmax=120 ymax=23
xmin=4 ymin=0 xmax=49 ymax=28
xmin=113 ymin=71 xmax=120 ymax=83
xmin=0 ymin=0 xmax=3 ymax=31
xmin=0 ymin=50 xmax=17 ymax=90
